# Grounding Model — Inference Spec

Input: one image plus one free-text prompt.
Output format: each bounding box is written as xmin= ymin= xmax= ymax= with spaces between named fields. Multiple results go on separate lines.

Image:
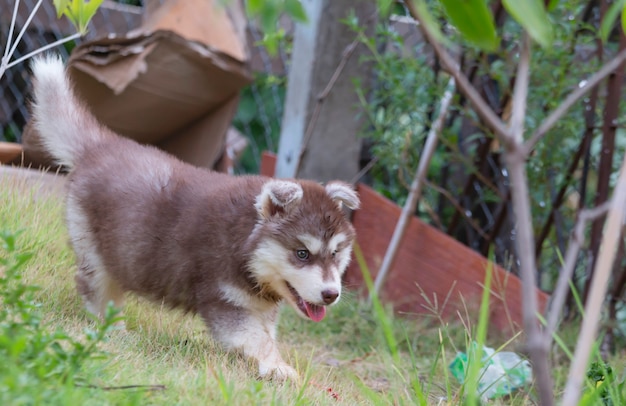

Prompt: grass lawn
xmin=2 ymin=169 xmax=617 ymax=405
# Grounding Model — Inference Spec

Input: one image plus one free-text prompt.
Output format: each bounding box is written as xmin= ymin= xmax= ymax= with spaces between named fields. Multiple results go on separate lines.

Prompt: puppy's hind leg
xmin=75 ymin=263 xmax=125 ymax=325
xmin=67 ymin=197 xmax=125 ymax=326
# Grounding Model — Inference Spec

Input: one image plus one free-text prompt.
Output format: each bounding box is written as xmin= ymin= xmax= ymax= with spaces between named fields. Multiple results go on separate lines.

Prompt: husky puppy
xmin=30 ymin=55 xmax=359 ymax=380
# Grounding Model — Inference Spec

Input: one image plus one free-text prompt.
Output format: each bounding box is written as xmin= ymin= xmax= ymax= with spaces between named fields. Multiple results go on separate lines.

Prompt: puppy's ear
xmin=325 ymin=182 xmax=360 ymax=210
xmin=255 ymin=180 xmax=303 ymax=219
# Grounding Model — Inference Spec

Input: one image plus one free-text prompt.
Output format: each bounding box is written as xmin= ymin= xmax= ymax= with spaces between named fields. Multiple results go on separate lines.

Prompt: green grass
xmin=2 ymin=170 xmax=625 ymax=405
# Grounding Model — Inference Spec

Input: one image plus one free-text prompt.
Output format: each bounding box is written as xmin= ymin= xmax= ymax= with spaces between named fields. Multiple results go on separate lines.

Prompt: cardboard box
xmin=22 ymin=0 xmax=251 ymax=170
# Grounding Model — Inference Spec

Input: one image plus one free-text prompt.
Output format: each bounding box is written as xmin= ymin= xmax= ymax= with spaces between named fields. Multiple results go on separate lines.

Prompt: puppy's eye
xmin=295 ymin=249 xmax=310 ymax=261
xmin=332 ymin=250 xmax=338 ymax=258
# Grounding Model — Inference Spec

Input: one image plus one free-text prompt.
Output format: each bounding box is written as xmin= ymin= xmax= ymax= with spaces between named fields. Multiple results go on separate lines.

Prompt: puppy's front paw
xmin=259 ymin=362 xmax=298 ymax=382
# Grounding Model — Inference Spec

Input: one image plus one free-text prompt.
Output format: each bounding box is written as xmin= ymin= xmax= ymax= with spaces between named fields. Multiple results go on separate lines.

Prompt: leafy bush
xmin=0 ymin=230 xmax=120 ymax=404
xmin=349 ymin=1 xmax=614 ymax=290
xmin=233 ymin=73 xmax=287 ymax=173
xmin=583 ymin=361 xmax=626 ymax=406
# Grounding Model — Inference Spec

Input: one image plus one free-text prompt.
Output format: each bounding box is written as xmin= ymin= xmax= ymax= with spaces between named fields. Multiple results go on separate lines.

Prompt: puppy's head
xmin=250 ymin=179 xmax=359 ymax=322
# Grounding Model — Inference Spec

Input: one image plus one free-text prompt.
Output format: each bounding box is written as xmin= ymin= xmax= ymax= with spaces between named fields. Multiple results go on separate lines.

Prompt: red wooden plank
xmin=260 ymin=151 xmax=277 ymax=177
xmin=345 ymin=183 xmax=549 ymax=335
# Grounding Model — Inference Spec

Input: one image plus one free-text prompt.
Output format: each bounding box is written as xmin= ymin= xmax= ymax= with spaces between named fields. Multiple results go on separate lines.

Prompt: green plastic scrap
xmin=449 ymin=342 xmax=532 ymax=399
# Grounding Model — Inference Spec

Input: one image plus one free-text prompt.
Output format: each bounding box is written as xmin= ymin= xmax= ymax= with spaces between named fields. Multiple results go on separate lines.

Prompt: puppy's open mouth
xmin=286 ymin=282 xmax=326 ymax=322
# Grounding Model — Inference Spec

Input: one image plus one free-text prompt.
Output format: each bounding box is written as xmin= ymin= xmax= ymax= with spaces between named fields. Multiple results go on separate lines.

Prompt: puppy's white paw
xmin=259 ymin=362 xmax=298 ymax=382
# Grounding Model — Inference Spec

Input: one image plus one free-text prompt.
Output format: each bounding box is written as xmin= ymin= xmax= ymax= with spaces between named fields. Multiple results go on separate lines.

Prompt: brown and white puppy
xmin=30 ymin=55 xmax=359 ymax=380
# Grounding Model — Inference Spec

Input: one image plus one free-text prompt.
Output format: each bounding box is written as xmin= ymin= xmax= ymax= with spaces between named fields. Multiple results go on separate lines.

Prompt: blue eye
xmin=296 ymin=250 xmax=309 ymax=261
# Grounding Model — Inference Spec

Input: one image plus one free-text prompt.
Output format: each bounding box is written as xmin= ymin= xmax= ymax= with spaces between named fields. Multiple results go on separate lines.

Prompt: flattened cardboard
xmin=68 ymin=31 xmax=251 ymax=147
xmin=140 ymin=0 xmax=248 ymax=62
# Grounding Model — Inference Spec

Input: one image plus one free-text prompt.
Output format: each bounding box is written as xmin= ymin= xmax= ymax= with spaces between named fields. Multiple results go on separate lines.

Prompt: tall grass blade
xmin=353 ymin=242 xmax=399 ymax=363
xmin=463 ymin=256 xmax=493 ymax=405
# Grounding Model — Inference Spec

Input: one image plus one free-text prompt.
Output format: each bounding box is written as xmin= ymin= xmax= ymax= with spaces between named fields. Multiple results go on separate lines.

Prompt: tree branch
xmin=524 ymin=46 xmax=626 ymax=154
xmin=562 ymin=153 xmax=626 ymax=405
xmin=510 ymin=34 xmax=531 ymax=145
xmin=406 ymin=1 xmax=513 ymax=150
xmin=7 ymin=0 xmax=43 ymax=62
xmin=372 ymin=77 xmax=455 ymax=297
xmin=296 ymin=39 xmax=360 ymax=171
xmin=505 ymin=33 xmax=555 ymax=406
xmin=546 ymin=202 xmax=611 ymax=341
xmin=1 ymin=0 xmax=20 ymax=64
xmin=6 ymin=33 xmax=81 ymax=69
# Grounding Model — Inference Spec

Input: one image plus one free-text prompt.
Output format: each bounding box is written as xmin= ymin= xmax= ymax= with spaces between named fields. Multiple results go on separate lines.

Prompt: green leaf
xmin=80 ymin=0 xmax=104 ymax=34
xmin=61 ymin=0 xmax=80 ymax=31
xmin=411 ymin=0 xmax=451 ymax=48
xmin=378 ymin=0 xmax=394 ymax=17
xmin=246 ymin=0 xmax=264 ymax=15
xmin=12 ymin=253 xmax=33 ymax=270
xmin=440 ymin=0 xmax=499 ymax=52
xmin=258 ymin=1 xmax=278 ymax=33
xmin=502 ymin=0 xmax=553 ymax=48
xmin=600 ymin=0 xmax=626 ymax=42
xmin=547 ymin=0 xmax=559 ymax=11
xmin=260 ymin=34 xmax=278 ymax=56
xmin=53 ymin=0 xmax=70 ymax=18
xmin=56 ymin=0 xmax=103 ymax=35
xmin=284 ymin=0 xmax=307 ymax=23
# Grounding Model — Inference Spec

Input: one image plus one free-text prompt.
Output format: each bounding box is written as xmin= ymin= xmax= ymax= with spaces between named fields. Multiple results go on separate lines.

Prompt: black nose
xmin=321 ymin=289 xmax=339 ymax=305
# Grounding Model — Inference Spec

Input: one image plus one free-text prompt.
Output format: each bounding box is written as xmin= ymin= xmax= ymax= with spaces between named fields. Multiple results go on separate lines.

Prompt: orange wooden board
xmin=0 ymin=142 xmax=22 ymax=164
xmin=346 ymin=184 xmax=548 ymax=334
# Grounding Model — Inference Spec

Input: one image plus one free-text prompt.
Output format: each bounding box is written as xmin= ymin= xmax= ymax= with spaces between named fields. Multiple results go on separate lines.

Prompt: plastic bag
xmin=449 ymin=342 xmax=532 ymax=399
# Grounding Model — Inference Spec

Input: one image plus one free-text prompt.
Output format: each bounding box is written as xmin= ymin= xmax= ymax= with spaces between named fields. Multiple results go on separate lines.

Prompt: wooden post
xmin=276 ymin=0 xmax=376 ymax=182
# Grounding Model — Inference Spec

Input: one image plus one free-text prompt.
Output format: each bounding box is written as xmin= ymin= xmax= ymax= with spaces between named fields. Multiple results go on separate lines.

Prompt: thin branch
xmin=405 ymin=1 xmax=513 ymax=150
xmin=425 ymin=179 xmax=491 ymax=241
xmin=372 ymin=77 xmax=455 ymax=297
xmin=586 ymin=30 xmax=626 ymax=303
xmin=6 ymin=32 xmax=81 ymax=69
xmin=319 ymin=40 xmax=359 ymax=100
xmin=504 ymin=33 xmax=555 ymax=405
xmin=350 ymin=156 xmax=379 ymax=184
xmin=524 ymin=46 xmax=626 ymax=154
xmin=546 ymin=202 xmax=611 ymax=341
xmin=437 ymin=135 xmax=505 ymax=199
xmin=294 ymin=39 xmax=359 ymax=172
xmin=76 ymin=383 xmax=166 ymax=392
xmin=295 ymin=9 xmax=379 ymax=174
xmin=1 ymin=0 xmax=20 ymax=65
xmin=603 ymin=242 xmax=626 ymax=356
xmin=562 ymin=153 xmax=626 ymax=405
xmin=7 ymin=0 xmax=43 ymax=61
xmin=510 ymin=34 xmax=531 ymax=145
xmin=507 ymin=160 xmax=554 ymax=404
xmin=535 ymin=124 xmax=595 ymax=259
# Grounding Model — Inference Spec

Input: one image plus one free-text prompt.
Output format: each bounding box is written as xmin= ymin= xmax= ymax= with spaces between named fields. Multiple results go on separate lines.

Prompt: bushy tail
xmin=30 ymin=54 xmax=109 ymax=169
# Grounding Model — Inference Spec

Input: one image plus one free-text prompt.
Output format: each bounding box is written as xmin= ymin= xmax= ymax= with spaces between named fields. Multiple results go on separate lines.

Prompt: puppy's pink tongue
xmin=304 ymin=302 xmax=326 ymax=322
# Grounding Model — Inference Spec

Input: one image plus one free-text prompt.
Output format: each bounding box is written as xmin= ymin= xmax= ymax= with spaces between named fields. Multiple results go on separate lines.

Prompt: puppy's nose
xmin=321 ymin=289 xmax=339 ymax=305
